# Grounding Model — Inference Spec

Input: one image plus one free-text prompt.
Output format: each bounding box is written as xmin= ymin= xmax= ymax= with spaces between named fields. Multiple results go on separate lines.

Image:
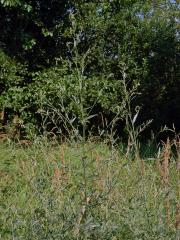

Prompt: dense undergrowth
xmin=0 ymin=139 xmax=179 ymax=239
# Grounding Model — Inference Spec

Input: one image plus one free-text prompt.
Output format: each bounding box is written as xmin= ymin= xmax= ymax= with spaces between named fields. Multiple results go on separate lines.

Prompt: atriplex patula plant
xmin=66 ymin=12 xmax=96 ymax=142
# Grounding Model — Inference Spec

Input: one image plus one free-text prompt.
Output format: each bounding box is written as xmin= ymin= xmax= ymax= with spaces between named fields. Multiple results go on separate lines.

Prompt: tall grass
xmin=0 ymin=138 xmax=179 ymax=239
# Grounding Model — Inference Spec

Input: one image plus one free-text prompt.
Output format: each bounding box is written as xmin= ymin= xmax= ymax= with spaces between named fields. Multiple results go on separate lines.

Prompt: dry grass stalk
xmin=52 ymin=145 xmax=67 ymax=186
xmin=140 ymin=158 xmax=145 ymax=176
xmin=160 ymin=138 xmax=172 ymax=227
xmin=161 ymin=138 xmax=171 ymax=185
xmin=175 ymin=138 xmax=180 ymax=238
xmin=52 ymin=162 xmax=61 ymax=187
xmin=174 ymin=137 xmax=180 ymax=171
xmin=175 ymin=203 xmax=180 ymax=233
xmin=54 ymin=166 xmax=61 ymax=181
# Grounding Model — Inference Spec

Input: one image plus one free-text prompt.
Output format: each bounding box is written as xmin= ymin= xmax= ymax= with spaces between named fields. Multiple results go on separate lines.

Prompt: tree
xmin=0 ymin=0 xmax=179 ymax=136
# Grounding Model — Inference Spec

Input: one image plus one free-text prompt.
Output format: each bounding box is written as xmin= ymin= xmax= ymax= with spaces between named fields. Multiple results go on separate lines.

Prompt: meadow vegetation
xmin=0 ymin=137 xmax=180 ymax=239
xmin=0 ymin=1 xmax=180 ymax=239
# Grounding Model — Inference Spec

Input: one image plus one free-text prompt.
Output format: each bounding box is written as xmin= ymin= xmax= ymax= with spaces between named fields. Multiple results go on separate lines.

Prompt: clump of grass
xmin=0 ymin=139 xmax=179 ymax=239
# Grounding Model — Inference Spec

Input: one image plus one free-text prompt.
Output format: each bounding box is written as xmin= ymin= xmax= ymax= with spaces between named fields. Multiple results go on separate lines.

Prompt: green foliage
xmin=0 ymin=0 xmax=21 ymax=7
xmin=0 ymin=50 xmax=27 ymax=111
xmin=0 ymin=0 xmax=179 ymax=136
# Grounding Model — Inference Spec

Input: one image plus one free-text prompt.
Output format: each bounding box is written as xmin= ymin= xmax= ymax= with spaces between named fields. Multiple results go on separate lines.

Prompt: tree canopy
xmin=0 ymin=0 xmax=179 ymax=137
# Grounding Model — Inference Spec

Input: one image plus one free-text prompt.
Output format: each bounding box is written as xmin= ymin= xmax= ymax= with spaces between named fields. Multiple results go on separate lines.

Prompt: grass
xmin=0 ymin=139 xmax=179 ymax=239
